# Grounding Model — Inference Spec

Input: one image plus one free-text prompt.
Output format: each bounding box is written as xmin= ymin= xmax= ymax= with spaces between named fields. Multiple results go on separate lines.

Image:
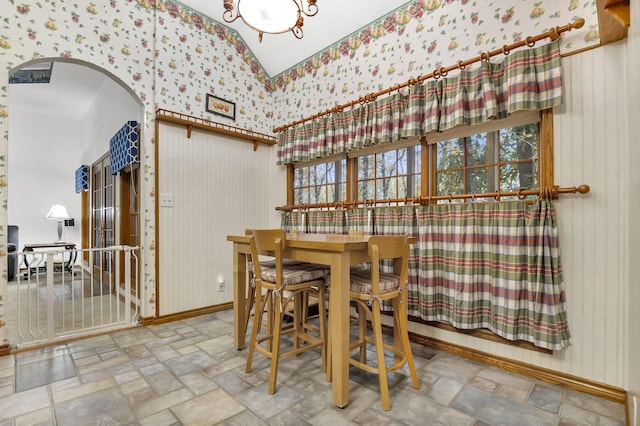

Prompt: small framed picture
xmin=206 ymin=94 xmax=236 ymax=120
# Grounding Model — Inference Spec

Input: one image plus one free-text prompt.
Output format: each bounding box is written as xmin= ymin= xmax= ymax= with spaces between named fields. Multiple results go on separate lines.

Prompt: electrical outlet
xmin=159 ymin=193 xmax=174 ymax=207
xmin=217 ymin=280 xmax=225 ymax=292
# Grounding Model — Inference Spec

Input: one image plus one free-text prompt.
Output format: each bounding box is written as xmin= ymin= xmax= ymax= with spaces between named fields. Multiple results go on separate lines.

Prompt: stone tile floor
xmin=0 ymin=310 xmax=627 ymax=425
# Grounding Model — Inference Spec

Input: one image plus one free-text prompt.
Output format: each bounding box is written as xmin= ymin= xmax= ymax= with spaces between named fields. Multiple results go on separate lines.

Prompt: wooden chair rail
xmin=156 ymin=109 xmax=277 ymax=150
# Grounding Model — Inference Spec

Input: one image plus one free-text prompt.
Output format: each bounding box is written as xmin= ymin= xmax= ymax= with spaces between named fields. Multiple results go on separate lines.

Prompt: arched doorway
xmin=7 ymin=58 xmax=143 ymax=348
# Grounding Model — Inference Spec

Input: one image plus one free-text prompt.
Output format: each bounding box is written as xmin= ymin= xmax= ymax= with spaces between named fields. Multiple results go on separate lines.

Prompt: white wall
xmin=82 ymin=76 xmax=142 ymax=167
xmin=157 ymin=123 xmax=284 ymax=315
xmin=7 ymin=107 xmax=85 ymax=247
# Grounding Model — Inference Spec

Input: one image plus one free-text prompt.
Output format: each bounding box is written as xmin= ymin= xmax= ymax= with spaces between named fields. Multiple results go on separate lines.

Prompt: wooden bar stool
xmin=328 ymin=235 xmax=419 ymax=410
xmin=245 ymin=229 xmax=328 ymax=395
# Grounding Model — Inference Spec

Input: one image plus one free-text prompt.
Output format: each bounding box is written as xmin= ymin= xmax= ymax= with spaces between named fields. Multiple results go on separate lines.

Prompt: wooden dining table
xmin=227 ymin=231 xmax=379 ymax=408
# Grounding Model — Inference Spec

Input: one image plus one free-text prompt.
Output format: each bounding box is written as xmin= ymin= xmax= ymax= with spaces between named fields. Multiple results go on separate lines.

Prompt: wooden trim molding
xmin=0 ymin=344 xmax=10 ymax=356
xmin=597 ymin=0 xmax=629 ymax=44
xmin=156 ymin=109 xmax=276 ymax=148
xmin=413 ymin=318 xmax=552 ymax=354
xmin=139 ymin=302 xmax=233 ymax=326
xmin=381 ymin=322 xmax=628 ymax=405
xmin=604 ymin=0 xmax=630 ymax=27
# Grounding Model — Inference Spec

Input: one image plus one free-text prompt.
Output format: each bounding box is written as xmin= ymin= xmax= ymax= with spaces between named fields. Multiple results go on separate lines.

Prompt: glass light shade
xmin=223 ymin=0 xmax=318 ymax=40
xmin=45 ymin=204 xmax=70 ymax=220
xmin=238 ymin=0 xmax=300 ymax=34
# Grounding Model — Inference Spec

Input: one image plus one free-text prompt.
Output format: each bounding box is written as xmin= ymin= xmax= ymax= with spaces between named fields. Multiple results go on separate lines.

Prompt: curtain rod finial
xmin=573 ymin=17 xmax=585 ymax=29
xmin=577 ymin=184 xmax=590 ymax=194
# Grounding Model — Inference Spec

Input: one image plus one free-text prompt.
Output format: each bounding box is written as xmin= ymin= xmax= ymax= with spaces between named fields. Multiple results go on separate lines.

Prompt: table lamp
xmin=45 ymin=204 xmax=70 ymax=243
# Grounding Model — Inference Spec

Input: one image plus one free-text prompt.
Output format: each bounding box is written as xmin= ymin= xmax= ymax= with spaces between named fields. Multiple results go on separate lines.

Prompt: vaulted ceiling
xmin=179 ymin=0 xmax=410 ymax=77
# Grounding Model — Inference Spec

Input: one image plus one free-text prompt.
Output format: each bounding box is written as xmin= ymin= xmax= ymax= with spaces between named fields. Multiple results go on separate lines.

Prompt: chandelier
xmin=223 ymin=0 xmax=319 ymax=42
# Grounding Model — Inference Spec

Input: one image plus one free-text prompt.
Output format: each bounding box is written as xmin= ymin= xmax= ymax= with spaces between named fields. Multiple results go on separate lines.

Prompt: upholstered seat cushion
xmin=327 ymin=270 xmax=400 ymax=294
xmin=259 ymin=263 xmax=328 ymax=286
xmin=350 ymin=262 xmax=371 ymax=271
xmin=247 ymin=259 xmax=306 ymax=273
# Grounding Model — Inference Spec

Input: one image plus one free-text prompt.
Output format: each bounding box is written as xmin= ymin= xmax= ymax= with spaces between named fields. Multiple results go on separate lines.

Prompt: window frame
xmin=287 ymin=109 xmax=554 ymax=207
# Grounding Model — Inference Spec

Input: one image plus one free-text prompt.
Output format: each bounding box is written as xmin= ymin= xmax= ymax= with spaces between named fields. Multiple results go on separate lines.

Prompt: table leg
xmin=330 ymin=252 xmax=351 ymax=408
xmin=233 ymin=244 xmax=248 ymax=350
xmin=66 ymin=249 xmax=78 ymax=273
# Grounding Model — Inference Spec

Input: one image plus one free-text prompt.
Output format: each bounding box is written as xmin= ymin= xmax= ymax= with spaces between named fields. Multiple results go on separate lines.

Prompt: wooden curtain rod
xmin=272 ymin=18 xmax=585 ymax=134
xmin=275 ymin=184 xmax=590 ymax=212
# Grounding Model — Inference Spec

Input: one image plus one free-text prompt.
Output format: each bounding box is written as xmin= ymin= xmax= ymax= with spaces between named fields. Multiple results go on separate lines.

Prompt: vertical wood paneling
xmin=626 ymin=0 xmax=640 ymax=396
xmin=157 ymin=123 xmax=283 ymax=315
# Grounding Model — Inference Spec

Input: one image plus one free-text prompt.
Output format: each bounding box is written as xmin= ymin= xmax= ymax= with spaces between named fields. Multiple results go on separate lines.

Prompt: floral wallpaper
xmin=264 ymin=0 xmax=599 ymax=126
xmin=0 ymin=0 xmax=601 ymax=343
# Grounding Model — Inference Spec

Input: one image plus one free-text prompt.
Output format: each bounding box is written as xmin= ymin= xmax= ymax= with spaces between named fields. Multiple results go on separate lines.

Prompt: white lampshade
xmin=45 ymin=204 xmax=70 ymax=220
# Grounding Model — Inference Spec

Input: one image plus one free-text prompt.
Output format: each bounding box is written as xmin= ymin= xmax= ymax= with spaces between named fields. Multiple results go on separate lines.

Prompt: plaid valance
xmin=277 ymin=40 xmax=562 ymax=165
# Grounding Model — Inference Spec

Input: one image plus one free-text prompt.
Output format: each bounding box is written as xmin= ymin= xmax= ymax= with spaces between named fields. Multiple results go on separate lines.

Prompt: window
xmin=435 ymin=122 xmax=539 ymax=202
xmin=288 ymin=111 xmax=549 ymax=207
xmin=356 ymin=146 xmax=421 ymax=202
xmin=293 ymin=159 xmax=346 ymax=205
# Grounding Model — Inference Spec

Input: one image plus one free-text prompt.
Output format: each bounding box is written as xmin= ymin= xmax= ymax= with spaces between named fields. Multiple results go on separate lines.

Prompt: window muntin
xmin=293 ymin=159 xmax=346 ymax=205
xmin=356 ymin=146 xmax=421 ymax=204
xmin=435 ymin=122 xmax=539 ymax=202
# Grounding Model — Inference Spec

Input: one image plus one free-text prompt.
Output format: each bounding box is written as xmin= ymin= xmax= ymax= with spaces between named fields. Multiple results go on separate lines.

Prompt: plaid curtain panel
xmin=281 ymin=211 xmax=305 ymax=232
xmin=280 ymin=212 xmax=292 ymax=232
xmin=306 ymin=210 xmax=346 ymax=234
xmin=402 ymin=80 xmax=441 ymax=138
xmin=410 ymin=200 xmax=571 ymax=350
xmin=355 ymin=92 xmax=407 ymax=147
xmin=297 ymin=200 xmax=570 ymax=350
xmin=373 ymin=206 xmax=419 ymax=311
xmin=439 ymin=61 xmax=498 ymax=130
xmin=277 ymin=41 xmax=563 ymax=165
xmin=346 ymin=208 xmax=373 ymax=234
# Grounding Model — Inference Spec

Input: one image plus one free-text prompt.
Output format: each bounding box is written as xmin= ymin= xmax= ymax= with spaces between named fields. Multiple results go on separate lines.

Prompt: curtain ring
xmin=448 ymin=194 xmax=452 ymax=204
xmin=439 ymin=67 xmax=448 ymax=77
xmin=517 ymin=189 xmax=526 ymax=200
xmin=471 ymin=192 xmax=476 ymax=203
xmin=502 ymin=45 xmax=510 ymax=55
xmin=457 ymin=60 xmax=465 ymax=70
xmin=481 ymin=52 xmax=490 ymax=62
xmin=525 ymin=36 xmax=536 ymax=47
xmin=433 ymin=68 xmax=441 ymax=80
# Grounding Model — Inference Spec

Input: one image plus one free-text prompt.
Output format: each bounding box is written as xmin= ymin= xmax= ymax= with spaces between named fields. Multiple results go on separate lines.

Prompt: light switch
xmin=159 ymin=193 xmax=174 ymax=207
